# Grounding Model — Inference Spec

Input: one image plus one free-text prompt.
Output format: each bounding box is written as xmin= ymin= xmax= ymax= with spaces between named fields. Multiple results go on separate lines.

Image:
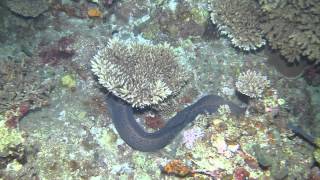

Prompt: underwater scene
xmin=0 ymin=0 xmax=320 ymax=179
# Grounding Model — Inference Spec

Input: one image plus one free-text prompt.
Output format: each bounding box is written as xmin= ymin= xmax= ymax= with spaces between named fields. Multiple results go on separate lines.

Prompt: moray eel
xmin=107 ymin=94 xmax=246 ymax=152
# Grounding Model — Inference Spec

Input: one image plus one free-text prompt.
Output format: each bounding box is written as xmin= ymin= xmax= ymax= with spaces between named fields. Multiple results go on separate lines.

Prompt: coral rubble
xmin=91 ymin=38 xmax=189 ymax=107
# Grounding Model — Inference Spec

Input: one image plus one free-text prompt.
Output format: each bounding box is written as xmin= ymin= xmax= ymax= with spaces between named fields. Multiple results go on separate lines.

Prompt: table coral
xmin=91 ymin=37 xmax=189 ymax=107
xmin=208 ymin=0 xmax=265 ymax=51
xmin=208 ymin=0 xmax=320 ymax=62
xmin=259 ymin=0 xmax=320 ymax=62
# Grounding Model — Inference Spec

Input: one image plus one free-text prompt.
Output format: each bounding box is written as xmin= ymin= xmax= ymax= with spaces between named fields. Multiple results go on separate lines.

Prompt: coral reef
xmin=0 ymin=58 xmax=52 ymax=114
xmin=259 ymin=0 xmax=320 ymax=62
xmin=0 ymin=115 xmax=26 ymax=176
xmin=208 ymin=0 xmax=265 ymax=51
xmin=0 ymin=0 xmax=317 ymax=178
xmin=91 ymin=38 xmax=189 ymax=107
xmin=38 ymin=36 xmax=76 ymax=66
xmin=6 ymin=0 xmax=49 ymax=18
xmin=137 ymin=0 xmax=209 ymax=41
xmin=236 ymin=70 xmax=270 ymax=98
xmin=208 ymin=0 xmax=320 ymax=62
xmin=175 ymin=109 xmax=313 ymax=179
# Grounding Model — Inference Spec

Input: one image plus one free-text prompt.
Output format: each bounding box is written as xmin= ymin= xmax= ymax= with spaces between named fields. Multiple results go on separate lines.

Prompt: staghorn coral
xmin=91 ymin=38 xmax=189 ymax=107
xmin=259 ymin=0 xmax=320 ymax=62
xmin=235 ymin=70 xmax=270 ymax=98
xmin=208 ymin=0 xmax=265 ymax=51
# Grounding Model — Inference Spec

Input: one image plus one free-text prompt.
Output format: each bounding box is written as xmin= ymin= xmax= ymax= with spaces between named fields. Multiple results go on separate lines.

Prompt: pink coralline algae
xmin=182 ymin=127 xmax=204 ymax=149
xmin=5 ymin=102 xmax=30 ymax=128
xmin=234 ymin=167 xmax=250 ymax=180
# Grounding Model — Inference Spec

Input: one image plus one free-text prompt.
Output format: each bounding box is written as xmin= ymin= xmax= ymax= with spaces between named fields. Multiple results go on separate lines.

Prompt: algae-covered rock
xmin=0 ymin=117 xmax=24 ymax=156
xmin=314 ymin=149 xmax=320 ymax=164
xmin=7 ymin=0 xmax=49 ymax=17
xmin=6 ymin=0 xmax=49 ymax=18
xmin=61 ymin=74 xmax=76 ymax=89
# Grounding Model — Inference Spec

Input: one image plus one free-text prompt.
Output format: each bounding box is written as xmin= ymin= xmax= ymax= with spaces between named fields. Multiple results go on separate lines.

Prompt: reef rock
xmin=6 ymin=0 xmax=49 ymax=18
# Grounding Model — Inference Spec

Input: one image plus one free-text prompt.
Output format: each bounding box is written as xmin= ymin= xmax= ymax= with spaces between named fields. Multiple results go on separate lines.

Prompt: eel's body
xmin=107 ymin=94 xmax=246 ymax=152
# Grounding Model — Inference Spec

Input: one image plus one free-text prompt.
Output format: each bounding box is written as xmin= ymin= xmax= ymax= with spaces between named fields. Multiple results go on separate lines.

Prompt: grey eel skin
xmin=107 ymin=94 xmax=246 ymax=152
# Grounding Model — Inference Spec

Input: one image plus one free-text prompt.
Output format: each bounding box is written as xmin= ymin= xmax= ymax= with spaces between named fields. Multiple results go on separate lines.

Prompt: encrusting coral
xmin=91 ymin=38 xmax=189 ymax=108
xmin=258 ymin=0 xmax=320 ymax=62
xmin=208 ymin=0 xmax=265 ymax=51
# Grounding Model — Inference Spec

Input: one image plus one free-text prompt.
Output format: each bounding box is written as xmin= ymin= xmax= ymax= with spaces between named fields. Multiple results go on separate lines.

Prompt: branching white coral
xmin=235 ymin=70 xmax=270 ymax=98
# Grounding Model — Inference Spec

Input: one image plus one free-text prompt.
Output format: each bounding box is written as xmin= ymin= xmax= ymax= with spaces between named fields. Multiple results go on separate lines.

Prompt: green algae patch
xmin=98 ymin=128 xmax=118 ymax=153
xmin=61 ymin=74 xmax=76 ymax=89
xmin=0 ymin=117 xmax=24 ymax=155
xmin=314 ymin=149 xmax=320 ymax=164
xmin=190 ymin=6 xmax=208 ymax=25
